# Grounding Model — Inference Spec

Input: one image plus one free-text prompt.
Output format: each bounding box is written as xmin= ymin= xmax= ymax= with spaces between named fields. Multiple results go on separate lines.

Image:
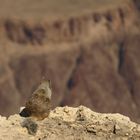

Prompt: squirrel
xmin=20 ymin=79 xmax=52 ymax=121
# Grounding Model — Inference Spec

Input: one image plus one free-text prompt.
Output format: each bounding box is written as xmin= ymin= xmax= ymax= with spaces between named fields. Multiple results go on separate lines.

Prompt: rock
xmin=21 ymin=118 xmax=38 ymax=135
xmin=0 ymin=0 xmax=140 ymax=123
xmin=0 ymin=106 xmax=140 ymax=140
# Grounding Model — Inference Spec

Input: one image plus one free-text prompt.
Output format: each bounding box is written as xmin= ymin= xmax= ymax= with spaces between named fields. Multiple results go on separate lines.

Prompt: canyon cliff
xmin=0 ymin=0 xmax=140 ymax=123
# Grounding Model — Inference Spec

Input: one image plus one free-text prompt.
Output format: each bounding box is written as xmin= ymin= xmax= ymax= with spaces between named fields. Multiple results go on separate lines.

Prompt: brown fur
xmin=20 ymin=80 xmax=52 ymax=120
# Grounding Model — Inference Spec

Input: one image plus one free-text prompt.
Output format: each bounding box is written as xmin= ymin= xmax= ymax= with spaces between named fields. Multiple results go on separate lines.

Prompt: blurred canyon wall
xmin=0 ymin=0 xmax=140 ymax=122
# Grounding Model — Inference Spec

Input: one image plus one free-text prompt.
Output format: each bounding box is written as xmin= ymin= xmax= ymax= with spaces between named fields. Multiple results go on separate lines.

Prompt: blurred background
xmin=0 ymin=0 xmax=140 ymax=122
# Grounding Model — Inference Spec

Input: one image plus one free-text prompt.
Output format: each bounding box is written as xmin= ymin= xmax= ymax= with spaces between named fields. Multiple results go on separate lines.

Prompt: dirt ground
xmin=0 ymin=106 xmax=140 ymax=140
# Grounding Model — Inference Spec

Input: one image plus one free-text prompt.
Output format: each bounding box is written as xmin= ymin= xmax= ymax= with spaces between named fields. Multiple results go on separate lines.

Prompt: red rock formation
xmin=0 ymin=0 xmax=140 ymax=122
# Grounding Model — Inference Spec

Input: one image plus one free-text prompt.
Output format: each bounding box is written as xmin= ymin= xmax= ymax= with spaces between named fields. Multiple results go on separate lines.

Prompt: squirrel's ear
xmin=41 ymin=76 xmax=46 ymax=81
xmin=41 ymin=76 xmax=48 ymax=83
xmin=48 ymin=80 xmax=52 ymax=88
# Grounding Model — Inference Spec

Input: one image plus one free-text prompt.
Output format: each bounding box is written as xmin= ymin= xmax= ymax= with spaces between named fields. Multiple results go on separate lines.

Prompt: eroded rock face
xmin=133 ymin=0 xmax=140 ymax=11
xmin=0 ymin=0 xmax=140 ymax=123
xmin=0 ymin=79 xmax=20 ymax=116
xmin=62 ymin=42 xmax=140 ymax=120
xmin=9 ymin=48 xmax=79 ymax=106
xmin=119 ymin=35 xmax=140 ymax=111
xmin=0 ymin=106 xmax=140 ymax=140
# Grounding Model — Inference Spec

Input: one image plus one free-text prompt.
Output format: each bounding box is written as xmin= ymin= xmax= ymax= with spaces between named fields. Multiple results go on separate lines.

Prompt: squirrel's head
xmin=35 ymin=78 xmax=52 ymax=100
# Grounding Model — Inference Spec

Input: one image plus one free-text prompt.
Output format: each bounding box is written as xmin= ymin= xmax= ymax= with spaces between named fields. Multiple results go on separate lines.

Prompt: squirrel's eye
xmin=40 ymin=89 xmax=45 ymax=94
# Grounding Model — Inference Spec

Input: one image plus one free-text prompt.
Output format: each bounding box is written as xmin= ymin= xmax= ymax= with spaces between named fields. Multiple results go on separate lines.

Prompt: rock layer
xmin=0 ymin=0 xmax=140 ymax=123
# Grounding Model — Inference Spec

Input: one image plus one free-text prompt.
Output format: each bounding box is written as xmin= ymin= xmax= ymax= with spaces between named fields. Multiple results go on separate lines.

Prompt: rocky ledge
xmin=0 ymin=106 xmax=140 ymax=140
